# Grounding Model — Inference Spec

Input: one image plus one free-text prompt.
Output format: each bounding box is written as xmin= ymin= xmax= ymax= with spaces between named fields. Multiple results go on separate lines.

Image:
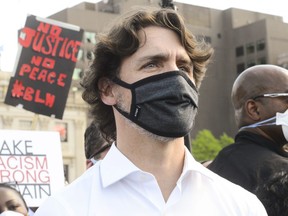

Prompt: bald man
xmin=208 ymin=64 xmax=288 ymax=193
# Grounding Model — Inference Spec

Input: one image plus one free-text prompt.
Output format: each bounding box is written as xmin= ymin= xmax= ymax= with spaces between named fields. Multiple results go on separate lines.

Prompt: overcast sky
xmin=0 ymin=0 xmax=287 ymax=71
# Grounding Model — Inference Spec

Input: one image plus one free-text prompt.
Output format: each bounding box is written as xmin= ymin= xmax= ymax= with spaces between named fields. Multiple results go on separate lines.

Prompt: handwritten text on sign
xmin=5 ymin=15 xmax=84 ymax=119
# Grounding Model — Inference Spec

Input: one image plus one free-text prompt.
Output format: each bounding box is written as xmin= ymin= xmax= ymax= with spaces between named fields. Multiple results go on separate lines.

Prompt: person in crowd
xmin=84 ymin=121 xmax=111 ymax=168
xmin=254 ymin=171 xmax=288 ymax=216
xmin=0 ymin=183 xmax=29 ymax=216
xmin=208 ymin=64 xmax=288 ymax=193
xmin=34 ymin=7 xmax=267 ymax=215
xmin=0 ymin=211 xmax=26 ymax=216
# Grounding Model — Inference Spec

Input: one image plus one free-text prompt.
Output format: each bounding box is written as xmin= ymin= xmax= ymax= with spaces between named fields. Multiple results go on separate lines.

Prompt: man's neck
xmin=116 ymin=129 xmax=186 ymax=202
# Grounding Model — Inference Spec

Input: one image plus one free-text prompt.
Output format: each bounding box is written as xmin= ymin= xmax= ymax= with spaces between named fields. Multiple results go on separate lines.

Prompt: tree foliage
xmin=191 ymin=129 xmax=234 ymax=162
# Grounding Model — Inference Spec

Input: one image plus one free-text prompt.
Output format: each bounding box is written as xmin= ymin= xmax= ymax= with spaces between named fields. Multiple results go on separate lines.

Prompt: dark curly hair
xmin=84 ymin=121 xmax=107 ymax=159
xmin=81 ymin=7 xmax=213 ymax=142
xmin=254 ymin=171 xmax=288 ymax=216
xmin=0 ymin=183 xmax=29 ymax=211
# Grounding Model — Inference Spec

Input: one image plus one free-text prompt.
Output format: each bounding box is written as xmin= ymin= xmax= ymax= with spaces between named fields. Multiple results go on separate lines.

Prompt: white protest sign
xmin=0 ymin=129 xmax=65 ymax=207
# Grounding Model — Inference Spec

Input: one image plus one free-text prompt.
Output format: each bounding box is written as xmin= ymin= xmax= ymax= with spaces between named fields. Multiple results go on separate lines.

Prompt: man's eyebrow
xmin=177 ymin=58 xmax=192 ymax=65
xmin=136 ymin=53 xmax=169 ymax=63
xmin=136 ymin=53 xmax=191 ymax=64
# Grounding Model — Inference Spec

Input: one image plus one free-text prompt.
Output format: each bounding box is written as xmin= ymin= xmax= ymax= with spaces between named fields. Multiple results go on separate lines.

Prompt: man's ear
xmin=86 ymin=159 xmax=93 ymax=169
xmin=98 ymin=77 xmax=117 ymax=105
xmin=245 ymin=99 xmax=261 ymax=121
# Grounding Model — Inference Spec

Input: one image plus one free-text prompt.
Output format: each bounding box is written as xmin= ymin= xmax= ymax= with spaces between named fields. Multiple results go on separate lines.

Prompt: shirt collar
xmin=100 ymin=143 xmax=140 ymax=187
xmin=179 ymin=147 xmax=213 ymax=182
xmin=100 ymin=142 xmax=213 ymax=187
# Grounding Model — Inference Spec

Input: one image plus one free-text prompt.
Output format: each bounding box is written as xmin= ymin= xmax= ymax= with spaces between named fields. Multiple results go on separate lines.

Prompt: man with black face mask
xmin=208 ymin=65 xmax=288 ymax=196
xmin=35 ymin=7 xmax=267 ymax=216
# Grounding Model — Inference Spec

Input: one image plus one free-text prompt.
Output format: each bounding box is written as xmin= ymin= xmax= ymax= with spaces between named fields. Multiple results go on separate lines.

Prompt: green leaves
xmin=191 ymin=129 xmax=234 ymax=162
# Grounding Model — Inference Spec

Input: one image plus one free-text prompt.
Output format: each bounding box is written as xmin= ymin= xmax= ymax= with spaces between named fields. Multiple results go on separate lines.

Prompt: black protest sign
xmin=5 ymin=15 xmax=84 ymax=119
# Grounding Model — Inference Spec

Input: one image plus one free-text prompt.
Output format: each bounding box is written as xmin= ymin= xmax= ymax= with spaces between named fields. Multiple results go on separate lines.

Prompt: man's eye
xmin=144 ymin=62 xmax=157 ymax=68
xmin=178 ymin=65 xmax=191 ymax=73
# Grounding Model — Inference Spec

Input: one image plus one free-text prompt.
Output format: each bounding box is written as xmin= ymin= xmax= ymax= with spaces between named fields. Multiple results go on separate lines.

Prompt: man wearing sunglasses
xmin=84 ymin=122 xmax=112 ymax=169
xmin=208 ymin=64 xmax=288 ymax=194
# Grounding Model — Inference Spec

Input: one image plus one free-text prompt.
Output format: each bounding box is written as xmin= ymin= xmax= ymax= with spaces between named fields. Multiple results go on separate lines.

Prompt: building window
xmin=86 ymin=50 xmax=94 ymax=61
xmin=236 ymin=46 xmax=244 ymax=57
xmin=280 ymin=63 xmax=288 ymax=69
xmin=236 ymin=63 xmax=245 ymax=74
xmin=196 ymin=35 xmax=211 ymax=44
xmin=204 ymin=36 xmax=211 ymax=43
xmin=0 ymin=86 xmax=5 ymax=99
xmin=247 ymin=60 xmax=256 ymax=68
xmin=84 ymin=32 xmax=96 ymax=44
xmin=63 ymin=164 xmax=69 ymax=183
xmin=256 ymin=39 xmax=265 ymax=51
xmin=257 ymin=57 xmax=267 ymax=64
xmin=19 ymin=120 xmax=32 ymax=129
xmin=54 ymin=122 xmax=68 ymax=142
xmin=77 ymin=49 xmax=83 ymax=61
xmin=84 ymin=2 xmax=96 ymax=11
xmin=98 ymin=0 xmax=120 ymax=14
xmin=72 ymin=68 xmax=83 ymax=80
xmin=246 ymin=43 xmax=255 ymax=54
xmin=0 ymin=80 xmax=8 ymax=100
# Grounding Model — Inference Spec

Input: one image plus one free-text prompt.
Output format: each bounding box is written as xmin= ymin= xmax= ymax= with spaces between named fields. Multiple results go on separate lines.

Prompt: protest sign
xmin=4 ymin=15 xmax=84 ymax=119
xmin=0 ymin=129 xmax=65 ymax=207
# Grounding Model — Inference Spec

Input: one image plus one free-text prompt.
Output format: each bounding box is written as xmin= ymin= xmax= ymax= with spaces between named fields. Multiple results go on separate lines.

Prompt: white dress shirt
xmin=34 ymin=144 xmax=267 ymax=216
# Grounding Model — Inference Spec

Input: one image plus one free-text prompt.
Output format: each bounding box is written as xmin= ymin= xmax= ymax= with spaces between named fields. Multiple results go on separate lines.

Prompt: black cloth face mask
xmin=113 ymin=70 xmax=199 ymax=137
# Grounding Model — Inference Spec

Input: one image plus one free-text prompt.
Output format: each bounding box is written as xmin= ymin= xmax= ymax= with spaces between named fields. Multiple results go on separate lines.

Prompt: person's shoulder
xmin=210 ymin=138 xmax=255 ymax=163
xmin=65 ymin=163 xmax=101 ymax=193
xmin=35 ymin=165 xmax=101 ymax=216
xmin=207 ymin=144 xmax=236 ymax=166
xmin=204 ymin=168 xmax=266 ymax=208
xmin=192 ymin=165 xmax=267 ymax=214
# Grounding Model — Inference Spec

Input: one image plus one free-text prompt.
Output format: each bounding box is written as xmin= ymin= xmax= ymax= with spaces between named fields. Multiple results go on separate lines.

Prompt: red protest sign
xmin=5 ymin=15 xmax=84 ymax=119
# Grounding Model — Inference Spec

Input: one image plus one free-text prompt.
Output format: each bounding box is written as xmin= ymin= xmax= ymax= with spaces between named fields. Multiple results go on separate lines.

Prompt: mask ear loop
xmin=283 ymin=144 xmax=288 ymax=153
xmin=90 ymin=157 xmax=98 ymax=165
xmin=276 ymin=110 xmax=288 ymax=152
xmin=240 ymin=116 xmax=276 ymax=130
